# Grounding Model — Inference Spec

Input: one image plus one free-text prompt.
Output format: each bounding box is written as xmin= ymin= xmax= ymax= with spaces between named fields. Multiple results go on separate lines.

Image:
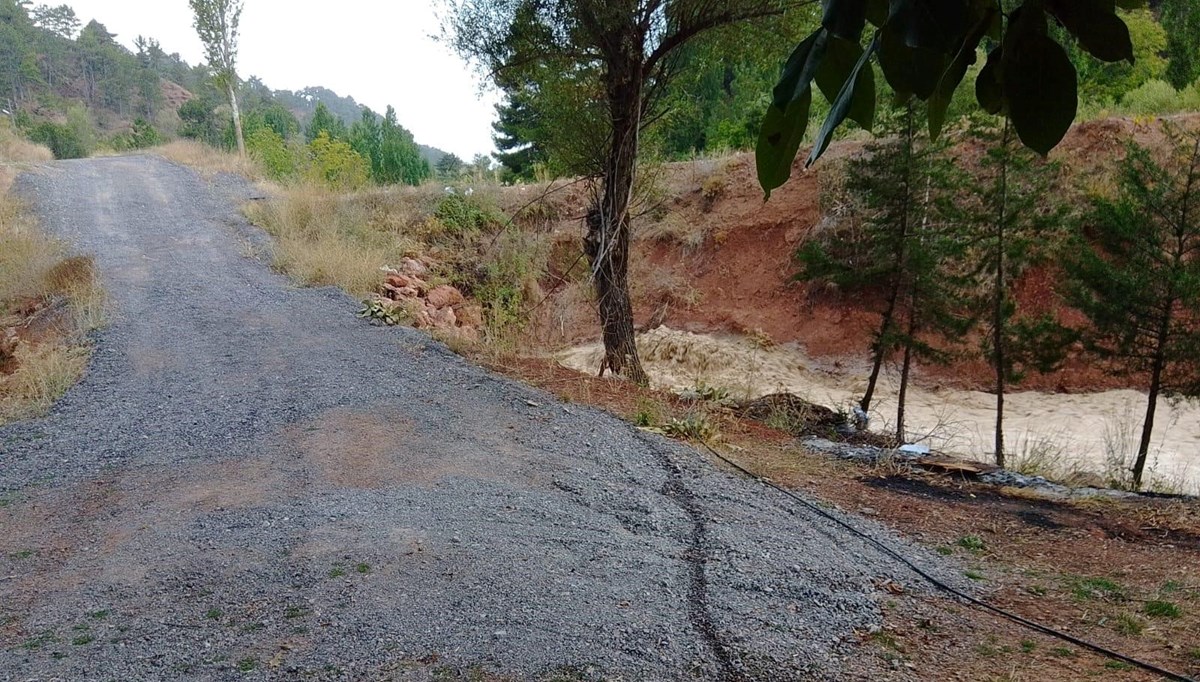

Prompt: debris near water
xmin=733 ymin=392 xmax=896 ymax=448
xmin=799 ymin=437 xmax=1162 ymax=501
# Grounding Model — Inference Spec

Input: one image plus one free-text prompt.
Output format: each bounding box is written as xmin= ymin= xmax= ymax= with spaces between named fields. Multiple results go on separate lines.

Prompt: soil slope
xmin=537 ymin=115 xmax=1200 ymax=394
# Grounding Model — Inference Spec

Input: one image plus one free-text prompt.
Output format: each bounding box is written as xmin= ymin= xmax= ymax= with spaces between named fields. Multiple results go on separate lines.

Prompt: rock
xmin=410 ymin=307 xmax=434 ymax=329
xmin=426 ymin=285 xmax=465 ymax=310
xmin=399 ymin=257 xmax=428 ymax=278
xmin=430 ymin=306 xmax=458 ymax=329
xmin=456 ymin=303 xmax=484 ymax=329
xmin=385 ymin=274 xmax=412 ymax=290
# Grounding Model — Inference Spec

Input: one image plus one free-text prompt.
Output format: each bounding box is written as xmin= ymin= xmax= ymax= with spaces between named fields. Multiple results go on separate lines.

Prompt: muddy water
xmin=559 ymin=327 xmax=1200 ymax=494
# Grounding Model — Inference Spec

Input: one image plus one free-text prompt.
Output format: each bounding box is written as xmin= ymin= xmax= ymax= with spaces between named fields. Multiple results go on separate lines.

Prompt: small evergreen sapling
xmin=1065 ymin=128 xmax=1200 ymax=490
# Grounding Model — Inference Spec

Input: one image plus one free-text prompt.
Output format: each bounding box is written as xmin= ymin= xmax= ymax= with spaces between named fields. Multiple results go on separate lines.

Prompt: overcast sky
xmin=62 ymin=0 xmax=500 ymax=159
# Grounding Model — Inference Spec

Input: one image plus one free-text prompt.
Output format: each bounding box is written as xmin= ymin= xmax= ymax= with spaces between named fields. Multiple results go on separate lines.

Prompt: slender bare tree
xmin=189 ymin=0 xmax=245 ymax=155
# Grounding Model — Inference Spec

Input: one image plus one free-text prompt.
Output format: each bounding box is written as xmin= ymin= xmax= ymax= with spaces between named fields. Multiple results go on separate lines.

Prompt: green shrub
xmin=1117 ymin=79 xmax=1200 ymax=115
xmin=306 ymin=132 xmax=369 ymax=190
xmin=110 ymin=118 xmax=162 ymax=152
xmin=474 ymin=229 xmax=541 ymax=334
xmin=130 ymin=119 xmax=162 ymax=149
xmin=247 ymin=127 xmax=297 ymax=181
xmin=434 ymin=193 xmax=502 ymax=234
xmin=28 ymin=122 xmax=87 ymax=160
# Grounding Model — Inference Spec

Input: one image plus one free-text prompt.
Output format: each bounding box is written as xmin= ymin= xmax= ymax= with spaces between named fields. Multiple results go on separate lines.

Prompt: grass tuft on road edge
xmin=0 ymin=165 xmax=106 ymax=423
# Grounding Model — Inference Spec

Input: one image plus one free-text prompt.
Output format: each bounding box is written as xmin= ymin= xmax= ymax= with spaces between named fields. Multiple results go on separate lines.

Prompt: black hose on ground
xmin=698 ymin=442 xmax=1196 ymax=682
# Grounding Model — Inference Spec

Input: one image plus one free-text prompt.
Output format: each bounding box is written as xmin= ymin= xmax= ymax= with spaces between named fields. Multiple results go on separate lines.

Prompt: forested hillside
xmin=0 ymin=0 xmax=446 ymax=167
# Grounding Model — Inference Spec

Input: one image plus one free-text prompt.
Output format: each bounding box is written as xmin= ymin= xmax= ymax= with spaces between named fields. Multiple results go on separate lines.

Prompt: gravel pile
xmin=0 ymin=156 xmax=962 ymax=680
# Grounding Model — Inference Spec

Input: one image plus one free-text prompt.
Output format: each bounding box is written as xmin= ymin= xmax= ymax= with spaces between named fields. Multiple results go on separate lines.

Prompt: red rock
xmin=385 ymin=274 xmax=411 ymax=289
xmin=426 ymin=285 xmax=465 ymax=310
xmin=430 ymin=306 xmax=458 ymax=329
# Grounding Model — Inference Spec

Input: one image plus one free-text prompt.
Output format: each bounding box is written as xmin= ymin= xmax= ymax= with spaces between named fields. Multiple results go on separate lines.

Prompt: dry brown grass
xmin=0 ymin=119 xmax=53 ymax=163
xmin=244 ymin=182 xmax=414 ymax=297
xmin=0 ymin=174 xmax=61 ymax=306
xmin=0 ymin=342 xmax=91 ymax=421
xmin=0 ymin=178 xmax=105 ymax=423
xmin=155 ymin=140 xmax=264 ymax=180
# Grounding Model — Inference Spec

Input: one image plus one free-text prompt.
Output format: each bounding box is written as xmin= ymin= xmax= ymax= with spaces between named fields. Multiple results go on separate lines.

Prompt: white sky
xmin=62 ymin=0 xmax=500 ymax=159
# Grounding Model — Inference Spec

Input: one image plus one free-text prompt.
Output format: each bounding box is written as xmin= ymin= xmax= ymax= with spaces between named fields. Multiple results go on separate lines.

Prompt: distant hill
xmin=250 ymin=83 xmax=451 ymax=163
xmin=0 ymin=1 xmax=447 ymax=157
xmin=418 ymin=144 xmax=447 ymax=167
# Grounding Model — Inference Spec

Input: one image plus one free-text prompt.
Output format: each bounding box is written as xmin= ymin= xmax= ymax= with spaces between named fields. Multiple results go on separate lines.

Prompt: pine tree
xmin=959 ymin=119 xmax=1066 ymax=467
xmin=305 ymin=101 xmax=345 ymax=143
xmin=1064 ymin=128 xmax=1200 ymax=490
xmin=492 ymin=82 xmax=545 ymax=181
xmin=799 ymin=103 xmax=969 ymax=442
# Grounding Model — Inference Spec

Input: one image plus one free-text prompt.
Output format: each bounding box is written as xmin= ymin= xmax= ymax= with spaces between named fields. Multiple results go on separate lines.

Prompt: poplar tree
xmin=189 ymin=0 xmax=245 ymax=155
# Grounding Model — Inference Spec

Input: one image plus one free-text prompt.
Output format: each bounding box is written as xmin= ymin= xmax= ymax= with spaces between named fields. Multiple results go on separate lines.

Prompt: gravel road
xmin=0 ymin=156 xmax=957 ymax=681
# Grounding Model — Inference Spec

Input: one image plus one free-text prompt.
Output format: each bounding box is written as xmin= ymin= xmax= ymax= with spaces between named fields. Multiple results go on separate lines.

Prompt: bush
xmin=247 ymin=127 xmax=297 ymax=181
xmin=434 ymin=193 xmax=503 ymax=234
xmin=28 ymin=122 xmax=88 ymax=160
xmin=110 ymin=118 xmax=163 ymax=151
xmin=306 ymin=132 xmax=369 ymax=190
xmin=1117 ymin=79 xmax=1200 ymax=116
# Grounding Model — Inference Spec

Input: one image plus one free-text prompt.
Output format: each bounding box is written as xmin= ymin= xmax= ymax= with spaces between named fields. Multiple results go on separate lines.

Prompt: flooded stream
xmin=559 ymin=327 xmax=1200 ymax=494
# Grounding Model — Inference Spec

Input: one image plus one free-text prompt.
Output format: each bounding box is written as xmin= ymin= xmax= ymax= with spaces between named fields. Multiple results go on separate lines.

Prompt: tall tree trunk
xmin=1134 ymin=310 xmax=1172 ymax=489
xmin=584 ymin=57 xmax=647 ymax=385
xmin=897 ymin=282 xmax=920 ymax=444
xmin=228 ymin=81 xmax=245 ymax=156
xmin=993 ymin=121 xmax=1011 ymax=468
xmin=861 ymin=298 xmax=897 ymax=414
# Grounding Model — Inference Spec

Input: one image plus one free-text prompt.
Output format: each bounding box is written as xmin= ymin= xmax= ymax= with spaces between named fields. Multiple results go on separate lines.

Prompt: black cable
xmin=698 ymin=442 xmax=1196 ymax=682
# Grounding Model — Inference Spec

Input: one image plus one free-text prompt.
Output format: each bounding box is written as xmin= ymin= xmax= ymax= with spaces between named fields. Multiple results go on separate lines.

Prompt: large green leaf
xmin=807 ymin=33 xmax=880 ymax=167
xmin=865 ymin=0 xmax=889 ymax=27
xmin=816 ymin=35 xmax=876 ymax=130
xmin=1047 ymin=0 xmax=1134 ymax=63
xmin=888 ymin=0 xmax=969 ymax=53
xmin=928 ymin=5 xmax=996 ymax=139
xmin=772 ymin=29 xmax=829 ymax=110
xmin=878 ymin=24 xmax=947 ymax=100
xmin=975 ymin=46 xmax=1003 ymax=114
xmin=757 ymin=89 xmax=813 ymax=198
xmin=1005 ymin=34 xmax=1078 ymax=155
xmin=822 ymin=0 xmax=869 ymax=41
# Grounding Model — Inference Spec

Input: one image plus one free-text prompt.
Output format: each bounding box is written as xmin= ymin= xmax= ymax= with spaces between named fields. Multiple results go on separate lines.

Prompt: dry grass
xmin=155 ymin=140 xmax=264 ymax=180
xmin=0 ymin=178 xmax=61 ymax=305
xmin=244 ymin=182 xmax=414 ymax=297
xmin=0 ymin=178 xmax=105 ymax=423
xmin=0 ymin=119 xmax=53 ymax=163
xmin=0 ymin=343 xmax=91 ymax=420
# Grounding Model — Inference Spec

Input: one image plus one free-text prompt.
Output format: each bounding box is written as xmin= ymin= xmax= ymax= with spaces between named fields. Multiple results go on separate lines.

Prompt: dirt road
xmin=0 ymin=156 xmax=953 ymax=680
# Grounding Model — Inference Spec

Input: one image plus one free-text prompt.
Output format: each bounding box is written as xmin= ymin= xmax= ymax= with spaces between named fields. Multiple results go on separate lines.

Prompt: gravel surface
xmin=0 ymin=156 xmax=962 ymax=681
